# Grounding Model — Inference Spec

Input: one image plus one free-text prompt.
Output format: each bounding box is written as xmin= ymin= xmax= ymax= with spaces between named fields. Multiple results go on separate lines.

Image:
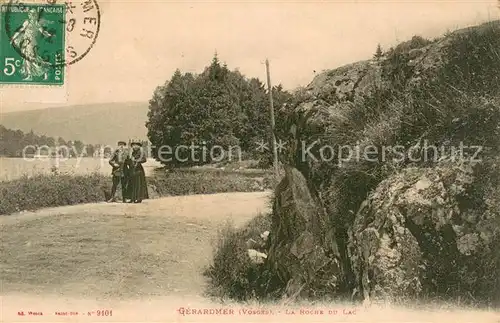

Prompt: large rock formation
xmin=266 ymin=160 xmax=500 ymax=303
xmin=348 ymin=161 xmax=500 ymax=303
xmin=264 ymin=21 xmax=500 ymax=305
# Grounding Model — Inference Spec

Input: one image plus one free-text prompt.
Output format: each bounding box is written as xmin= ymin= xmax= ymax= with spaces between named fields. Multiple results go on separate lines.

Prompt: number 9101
xmin=97 ymin=310 xmax=112 ymax=316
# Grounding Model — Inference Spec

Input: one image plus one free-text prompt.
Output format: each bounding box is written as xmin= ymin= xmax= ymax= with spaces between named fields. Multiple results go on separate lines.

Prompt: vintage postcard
xmin=1 ymin=0 xmax=500 ymax=322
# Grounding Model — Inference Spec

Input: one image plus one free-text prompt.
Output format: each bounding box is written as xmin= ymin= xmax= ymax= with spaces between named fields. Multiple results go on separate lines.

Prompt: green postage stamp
xmin=0 ymin=3 xmax=65 ymax=85
xmin=0 ymin=0 xmax=100 ymax=86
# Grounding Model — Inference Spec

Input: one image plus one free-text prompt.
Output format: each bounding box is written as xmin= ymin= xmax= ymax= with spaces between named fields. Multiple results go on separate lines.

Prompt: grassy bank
xmin=0 ymin=173 xmax=109 ymax=215
xmin=150 ymin=169 xmax=278 ymax=196
xmin=203 ymin=213 xmax=277 ymax=301
xmin=0 ymin=170 xmax=279 ymax=215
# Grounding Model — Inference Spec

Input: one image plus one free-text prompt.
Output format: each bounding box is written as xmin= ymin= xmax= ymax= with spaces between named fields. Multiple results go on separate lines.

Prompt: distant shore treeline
xmin=0 ymin=125 xmax=149 ymax=158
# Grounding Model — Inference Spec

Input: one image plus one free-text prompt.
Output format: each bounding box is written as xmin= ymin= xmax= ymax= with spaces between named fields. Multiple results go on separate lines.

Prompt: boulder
xmin=349 ymin=162 xmax=500 ymax=302
xmin=348 ymin=170 xmax=424 ymax=303
xmin=305 ymin=60 xmax=384 ymax=104
xmin=267 ymin=165 xmax=342 ymax=299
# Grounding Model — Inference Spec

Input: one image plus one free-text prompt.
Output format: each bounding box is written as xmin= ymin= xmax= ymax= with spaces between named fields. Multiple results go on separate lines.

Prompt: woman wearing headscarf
xmin=126 ymin=141 xmax=149 ymax=203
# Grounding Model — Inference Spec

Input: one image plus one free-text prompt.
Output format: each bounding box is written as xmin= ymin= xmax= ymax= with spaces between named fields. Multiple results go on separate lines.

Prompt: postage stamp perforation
xmin=0 ymin=0 xmax=100 ymax=86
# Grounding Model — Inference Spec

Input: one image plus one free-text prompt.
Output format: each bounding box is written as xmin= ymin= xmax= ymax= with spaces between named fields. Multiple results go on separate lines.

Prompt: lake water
xmin=0 ymin=157 xmax=163 ymax=182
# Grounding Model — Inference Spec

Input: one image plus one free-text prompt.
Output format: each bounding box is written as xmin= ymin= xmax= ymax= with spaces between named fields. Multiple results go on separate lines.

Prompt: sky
xmin=1 ymin=0 xmax=499 ymax=113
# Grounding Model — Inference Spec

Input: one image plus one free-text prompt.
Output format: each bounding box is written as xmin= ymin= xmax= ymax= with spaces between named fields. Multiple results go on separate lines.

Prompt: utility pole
xmin=265 ymin=59 xmax=279 ymax=178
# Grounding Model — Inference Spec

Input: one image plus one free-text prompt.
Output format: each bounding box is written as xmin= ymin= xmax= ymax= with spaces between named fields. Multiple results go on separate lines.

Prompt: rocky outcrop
xmin=349 ymin=162 xmax=500 ymax=303
xmin=305 ymin=60 xmax=384 ymax=105
xmin=265 ymin=160 xmax=500 ymax=303
xmin=263 ymin=20 xmax=500 ymax=305
xmin=266 ymin=166 xmax=342 ymax=300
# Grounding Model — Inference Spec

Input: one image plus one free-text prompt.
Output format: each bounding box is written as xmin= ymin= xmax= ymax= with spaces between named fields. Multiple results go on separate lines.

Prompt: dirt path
xmin=0 ymin=191 xmax=272 ymax=227
xmin=0 ymin=192 xmax=273 ymax=321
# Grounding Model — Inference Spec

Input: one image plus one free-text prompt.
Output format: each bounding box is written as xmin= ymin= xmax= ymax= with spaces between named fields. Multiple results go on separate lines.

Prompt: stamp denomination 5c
xmin=1 ymin=2 xmax=65 ymax=85
xmin=1 ymin=0 xmax=101 ymax=86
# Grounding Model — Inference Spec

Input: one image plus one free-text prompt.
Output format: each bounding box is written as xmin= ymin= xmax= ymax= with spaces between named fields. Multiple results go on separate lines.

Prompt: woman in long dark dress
xmin=126 ymin=141 xmax=149 ymax=203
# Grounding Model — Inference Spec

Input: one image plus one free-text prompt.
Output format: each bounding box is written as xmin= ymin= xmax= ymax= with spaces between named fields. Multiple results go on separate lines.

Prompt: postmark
xmin=0 ymin=0 xmax=101 ymax=85
xmin=53 ymin=0 xmax=101 ymax=66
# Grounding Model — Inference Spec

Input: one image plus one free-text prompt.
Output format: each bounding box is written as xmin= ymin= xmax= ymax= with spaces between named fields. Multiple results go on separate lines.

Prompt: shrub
xmin=382 ymin=35 xmax=433 ymax=89
xmin=262 ymin=172 xmax=283 ymax=191
xmin=149 ymin=170 xmax=269 ymax=196
xmin=0 ymin=172 xmax=109 ymax=215
xmin=203 ymin=213 xmax=282 ymax=301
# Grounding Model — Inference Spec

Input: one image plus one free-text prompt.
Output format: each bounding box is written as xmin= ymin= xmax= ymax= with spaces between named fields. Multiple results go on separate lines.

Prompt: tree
xmin=374 ymin=43 xmax=383 ymax=60
xmin=146 ymin=54 xmax=292 ymax=167
xmin=57 ymin=137 xmax=66 ymax=146
xmin=73 ymin=140 xmax=85 ymax=155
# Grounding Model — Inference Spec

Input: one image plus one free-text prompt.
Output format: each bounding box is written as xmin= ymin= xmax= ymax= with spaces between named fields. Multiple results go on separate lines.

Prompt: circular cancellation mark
xmin=4 ymin=0 xmax=101 ymax=67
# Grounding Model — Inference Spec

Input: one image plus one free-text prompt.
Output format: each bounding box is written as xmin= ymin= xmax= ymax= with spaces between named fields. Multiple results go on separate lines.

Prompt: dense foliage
xmin=146 ymin=54 xmax=293 ymax=167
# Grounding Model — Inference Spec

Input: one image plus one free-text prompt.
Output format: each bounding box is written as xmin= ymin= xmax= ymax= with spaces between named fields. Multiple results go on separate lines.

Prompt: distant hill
xmin=0 ymin=102 xmax=149 ymax=145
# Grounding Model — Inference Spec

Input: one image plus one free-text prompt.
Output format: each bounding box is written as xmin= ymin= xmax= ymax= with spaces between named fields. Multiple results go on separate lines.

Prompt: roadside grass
xmin=0 ymin=168 xmax=280 ymax=215
xmin=0 ymin=173 xmax=110 ymax=215
xmin=203 ymin=213 xmax=282 ymax=302
xmin=150 ymin=170 xmax=278 ymax=197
